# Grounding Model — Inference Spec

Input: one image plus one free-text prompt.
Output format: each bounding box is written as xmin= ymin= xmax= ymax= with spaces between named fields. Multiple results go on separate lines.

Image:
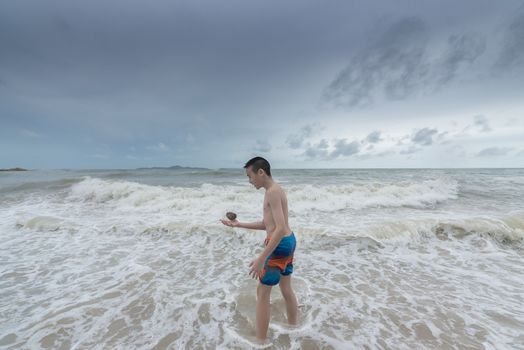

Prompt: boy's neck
xmin=262 ymin=177 xmax=275 ymax=190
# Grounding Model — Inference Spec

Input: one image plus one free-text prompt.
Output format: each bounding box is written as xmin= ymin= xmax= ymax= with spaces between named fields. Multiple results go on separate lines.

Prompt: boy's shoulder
xmin=267 ymin=183 xmax=284 ymax=195
xmin=267 ymin=185 xmax=288 ymax=202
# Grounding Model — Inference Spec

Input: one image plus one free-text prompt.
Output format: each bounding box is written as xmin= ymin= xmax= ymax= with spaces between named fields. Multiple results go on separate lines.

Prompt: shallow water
xmin=1 ymin=168 xmax=523 ymax=349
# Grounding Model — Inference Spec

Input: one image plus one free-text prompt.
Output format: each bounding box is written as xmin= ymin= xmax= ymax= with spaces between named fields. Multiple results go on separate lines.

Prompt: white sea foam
xmin=288 ymin=178 xmax=459 ymax=211
xmin=16 ymin=215 xmax=65 ymax=232
xmin=350 ymin=214 xmax=524 ymax=244
xmin=67 ymin=176 xmax=458 ymax=217
xmin=5 ymin=177 xmax=522 ymax=244
xmin=1 ymin=171 xmax=523 ymax=349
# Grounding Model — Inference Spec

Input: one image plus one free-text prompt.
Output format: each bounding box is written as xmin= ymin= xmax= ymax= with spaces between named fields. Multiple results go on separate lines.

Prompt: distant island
xmin=0 ymin=167 xmax=28 ymax=171
xmin=136 ymin=165 xmax=209 ymax=170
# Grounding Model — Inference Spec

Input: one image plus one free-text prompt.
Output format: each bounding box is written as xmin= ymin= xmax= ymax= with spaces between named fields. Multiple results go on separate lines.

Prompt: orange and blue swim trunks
xmin=259 ymin=232 xmax=296 ymax=286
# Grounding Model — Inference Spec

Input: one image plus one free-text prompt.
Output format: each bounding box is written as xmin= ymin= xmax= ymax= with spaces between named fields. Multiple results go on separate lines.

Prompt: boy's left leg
xmin=278 ymin=274 xmax=298 ymax=325
xmin=256 ymin=283 xmax=272 ymax=341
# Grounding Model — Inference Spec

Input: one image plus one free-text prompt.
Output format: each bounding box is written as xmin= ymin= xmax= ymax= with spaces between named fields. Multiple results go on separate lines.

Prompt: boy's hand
xmin=220 ymin=219 xmax=240 ymax=227
xmin=249 ymin=256 xmax=265 ymax=279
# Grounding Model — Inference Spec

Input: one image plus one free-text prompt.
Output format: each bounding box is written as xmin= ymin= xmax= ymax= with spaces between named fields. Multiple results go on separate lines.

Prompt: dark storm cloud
xmin=323 ymin=17 xmax=430 ymax=107
xmin=323 ymin=18 xmax=487 ymax=108
xmin=1 ymin=0 xmax=523 ymax=168
xmin=435 ymin=33 xmax=486 ymax=86
xmin=0 ymin=0 xmax=360 ymax=134
xmin=494 ymin=8 xmax=524 ymax=70
xmin=476 ymin=147 xmax=513 ymax=157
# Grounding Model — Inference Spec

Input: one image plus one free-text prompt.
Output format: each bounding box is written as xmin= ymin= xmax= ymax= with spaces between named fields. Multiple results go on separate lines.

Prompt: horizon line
xmin=3 ymin=167 xmax=523 ymax=171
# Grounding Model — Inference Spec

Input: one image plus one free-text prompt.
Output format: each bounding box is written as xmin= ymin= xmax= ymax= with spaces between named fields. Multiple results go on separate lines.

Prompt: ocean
xmin=1 ymin=168 xmax=523 ymax=349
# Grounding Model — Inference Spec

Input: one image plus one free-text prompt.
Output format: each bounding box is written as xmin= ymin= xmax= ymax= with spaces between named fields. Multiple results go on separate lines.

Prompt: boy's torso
xmin=263 ymin=183 xmax=292 ymax=238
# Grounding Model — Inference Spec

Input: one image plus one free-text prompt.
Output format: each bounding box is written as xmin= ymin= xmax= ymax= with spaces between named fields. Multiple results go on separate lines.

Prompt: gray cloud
xmin=0 ymin=0 xmax=363 ymax=142
xmin=476 ymin=147 xmax=513 ymax=157
xmin=400 ymin=146 xmax=421 ymax=155
xmin=396 ymin=135 xmax=411 ymax=146
xmin=459 ymin=115 xmax=493 ymax=135
xmin=302 ymin=138 xmax=360 ymax=160
xmin=324 ymin=17 xmax=430 ymax=108
xmin=365 ymin=130 xmax=382 ymax=144
xmin=286 ymin=123 xmax=322 ymax=149
xmin=473 ymin=115 xmax=492 ymax=132
xmin=253 ymin=139 xmax=272 ymax=153
xmin=302 ymin=128 xmax=444 ymax=159
xmin=0 ymin=0 xmax=522 ymax=169
xmin=435 ymin=33 xmax=486 ymax=86
xmin=323 ymin=18 xmax=487 ymax=108
xmin=330 ymin=139 xmax=360 ymax=158
xmin=494 ymin=8 xmax=524 ymax=70
xmin=376 ymin=18 xmax=431 ymax=101
xmin=303 ymin=139 xmax=329 ymax=159
xmin=412 ymin=128 xmax=438 ymax=146
xmin=436 ymin=131 xmax=450 ymax=144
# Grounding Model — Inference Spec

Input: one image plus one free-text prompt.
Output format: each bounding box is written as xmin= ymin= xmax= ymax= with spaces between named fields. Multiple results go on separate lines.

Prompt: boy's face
xmin=246 ymin=167 xmax=261 ymax=189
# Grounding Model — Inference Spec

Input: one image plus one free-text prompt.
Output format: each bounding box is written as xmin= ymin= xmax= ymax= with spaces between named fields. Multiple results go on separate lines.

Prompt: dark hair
xmin=244 ymin=156 xmax=271 ymax=177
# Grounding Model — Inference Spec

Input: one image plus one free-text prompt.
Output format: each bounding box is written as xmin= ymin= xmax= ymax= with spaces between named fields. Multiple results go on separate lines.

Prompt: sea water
xmin=1 ymin=168 xmax=523 ymax=349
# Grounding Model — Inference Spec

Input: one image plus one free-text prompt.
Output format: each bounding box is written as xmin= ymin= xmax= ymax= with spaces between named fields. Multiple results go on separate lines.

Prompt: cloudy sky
xmin=1 ymin=0 xmax=524 ymax=169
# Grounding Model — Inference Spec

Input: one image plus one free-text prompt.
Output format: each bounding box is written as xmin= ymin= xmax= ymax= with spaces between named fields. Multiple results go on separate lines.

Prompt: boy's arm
xmin=238 ymin=221 xmax=266 ymax=230
xmin=220 ymin=219 xmax=266 ymax=230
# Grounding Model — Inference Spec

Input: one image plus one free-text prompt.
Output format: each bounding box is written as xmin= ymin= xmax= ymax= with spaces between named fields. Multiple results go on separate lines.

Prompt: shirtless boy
xmin=220 ymin=156 xmax=298 ymax=342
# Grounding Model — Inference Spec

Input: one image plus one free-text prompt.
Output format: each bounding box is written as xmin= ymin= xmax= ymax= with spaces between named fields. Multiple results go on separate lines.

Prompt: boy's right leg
xmin=278 ymin=275 xmax=298 ymax=325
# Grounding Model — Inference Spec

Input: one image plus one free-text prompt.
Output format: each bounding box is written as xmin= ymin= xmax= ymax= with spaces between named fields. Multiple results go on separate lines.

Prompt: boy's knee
xmin=280 ymin=288 xmax=294 ymax=300
xmin=257 ymin=284 xmax=272 ymax=298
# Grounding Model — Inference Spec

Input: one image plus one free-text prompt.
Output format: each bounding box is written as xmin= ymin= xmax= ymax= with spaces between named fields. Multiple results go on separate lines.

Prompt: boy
xmin=220 ymin=156 xmax=298 ymax=342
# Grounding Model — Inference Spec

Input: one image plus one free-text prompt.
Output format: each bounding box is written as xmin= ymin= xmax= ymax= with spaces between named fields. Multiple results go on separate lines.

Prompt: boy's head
xmin=244 ymin=156 xmax=271 ymax=189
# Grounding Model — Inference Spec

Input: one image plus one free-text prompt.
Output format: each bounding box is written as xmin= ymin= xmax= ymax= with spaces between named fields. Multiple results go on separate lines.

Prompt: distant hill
xmin=136 ymin=165 xmax=209 ymax=170
xmin=0 ymin=167 xmax=28 ymax=171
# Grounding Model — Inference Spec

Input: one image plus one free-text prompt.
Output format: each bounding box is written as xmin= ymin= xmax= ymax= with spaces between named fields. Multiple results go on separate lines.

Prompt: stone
xmin=226 ymin=212 xmax=237 ymax=221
